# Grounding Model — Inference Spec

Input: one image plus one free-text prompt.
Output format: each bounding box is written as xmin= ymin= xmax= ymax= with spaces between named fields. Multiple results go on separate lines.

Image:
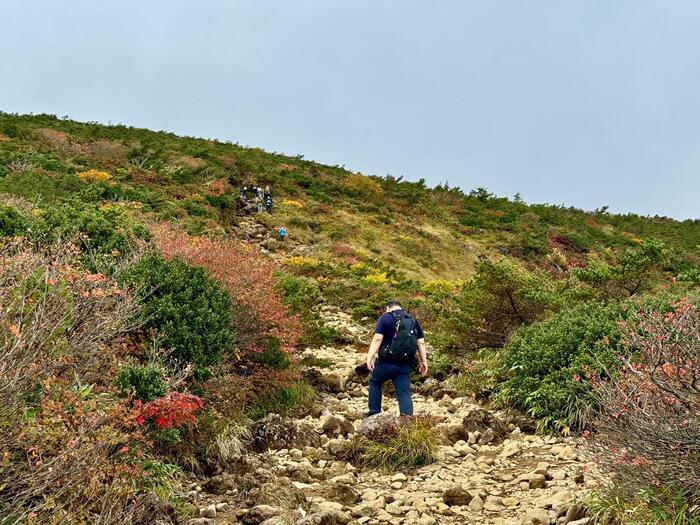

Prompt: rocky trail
xmin=183 ymin=297 xmax=598 ymax=525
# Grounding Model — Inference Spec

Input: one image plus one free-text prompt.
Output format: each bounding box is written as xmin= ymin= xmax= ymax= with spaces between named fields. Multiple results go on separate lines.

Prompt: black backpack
xmin=380 ymin=311 xmax=419 ymax=363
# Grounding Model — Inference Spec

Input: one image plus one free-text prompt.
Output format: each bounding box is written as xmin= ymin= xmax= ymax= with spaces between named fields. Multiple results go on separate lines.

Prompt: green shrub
xmin=276 ymin=274 xmax=322 ymax=311
xmin=0 ymin=204 xmax=28 ymax=236
xmin=254 ymin=337 xmax=290 ymax=370
xmin=446 ymin=349 xmax=503 ymax=398
xmin=245 ymin=381 xmax=316 ymax=420
xmin=347 ymin=417 xmax=441 ymax=469
xmin=121 ymin=253 xmax=233 ymax=368
xmin=438 ymin=258 xmax=567 ymax=352
xmin=115 ymin=362 xmax=167 ymax=402
xmin=496 ymin=301 xmax=625 ymax=431
xmin=32 ymin=200 xmax=149 ymax=260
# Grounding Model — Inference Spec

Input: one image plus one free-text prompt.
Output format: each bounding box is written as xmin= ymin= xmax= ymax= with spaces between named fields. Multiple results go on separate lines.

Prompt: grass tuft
xmin=346 ymin=416 xmax=442 ymax=470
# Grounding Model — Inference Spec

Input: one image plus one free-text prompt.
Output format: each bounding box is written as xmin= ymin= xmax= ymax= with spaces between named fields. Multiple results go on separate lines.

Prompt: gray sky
xmin=2 ymin=1 xmax=699 ymax=219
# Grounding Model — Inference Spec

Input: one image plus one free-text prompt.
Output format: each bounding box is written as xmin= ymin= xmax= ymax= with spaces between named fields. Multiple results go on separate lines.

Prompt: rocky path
xmin=185 ymin=307 xmax=598 ymax=525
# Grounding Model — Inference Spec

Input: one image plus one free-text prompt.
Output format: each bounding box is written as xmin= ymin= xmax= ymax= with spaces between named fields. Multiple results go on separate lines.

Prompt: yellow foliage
xmin=422 ymin=279 xmax=460 ymax=295
xmin=351 ymin=262 xmax=369 ymax=273
xmin=364 ymin=271 xmax=389 ymax=285
xmin=284 ymin=256 xmax=321 ymax=269
xmin=77 ymin=169 xmax=112 ymax=183
xmin=281 ymin=199 xmax=304 ymax=209
xmin=354 ymin=248 xmax=372 ymax=260
xmin=345 ymin=174 xmax=384 ymax=200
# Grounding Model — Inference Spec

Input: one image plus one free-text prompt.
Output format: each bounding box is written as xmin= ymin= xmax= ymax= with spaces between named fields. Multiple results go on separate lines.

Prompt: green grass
xmin=347 ymin=417 xmax=442 ymax=470
xmin=244 ymin=381 xmax=316 ymax=421
xmin=585 ymin=487 xmax=700 ymax=525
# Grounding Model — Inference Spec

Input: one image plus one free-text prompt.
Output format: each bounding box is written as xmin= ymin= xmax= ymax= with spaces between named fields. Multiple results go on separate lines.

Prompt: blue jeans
xmin=368 ymin=362 xmax=414 ymax=416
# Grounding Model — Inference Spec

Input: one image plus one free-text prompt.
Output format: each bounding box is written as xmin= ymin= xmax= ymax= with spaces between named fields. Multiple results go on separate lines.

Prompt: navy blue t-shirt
xmin=374 ymin=309 xmax=424 ymax=353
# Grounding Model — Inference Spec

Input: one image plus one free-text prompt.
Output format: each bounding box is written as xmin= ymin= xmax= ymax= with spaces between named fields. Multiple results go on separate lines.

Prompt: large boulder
xmin=322 ymin=415 xmax=354 ymax=437
xmin=243 ymin=505 xmax=282 ymax=525
xmin=323 ymin=483 xmax=361 ymax=505
xmin=520 ymin=508 xmax=550 ymax=525
xmin=296 ymin=508 xmax=351 ymax=525
xmin=462 ymin=409 xmax=509 ymax=445
xmin=502 ymin=409 xmax=538 ymax=434
xmin=437 ymin=422 xmax=467 ymax=444
xmin=442 ymin=484 xmax=473 ymax=506
xmin=204 ymin=472 xmax=237 ymax=494
xmin=358 ymin=413 xmax=399 ymax=441
xmin=252 ymin=414 xmax=322 ymax=451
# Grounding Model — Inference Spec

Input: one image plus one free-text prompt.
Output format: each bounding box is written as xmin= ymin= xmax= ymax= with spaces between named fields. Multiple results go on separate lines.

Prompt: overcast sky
xmin=1 ymin=1 xmax=699 ymax=219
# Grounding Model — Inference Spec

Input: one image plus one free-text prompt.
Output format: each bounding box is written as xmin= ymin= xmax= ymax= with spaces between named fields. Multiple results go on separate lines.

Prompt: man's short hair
xmin=385 ymin=299 xmax=402 ymax=310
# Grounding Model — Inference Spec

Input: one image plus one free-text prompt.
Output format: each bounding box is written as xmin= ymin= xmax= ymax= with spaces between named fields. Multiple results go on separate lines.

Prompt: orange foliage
xmin=150 ymin=224 xmax=302 ymax=353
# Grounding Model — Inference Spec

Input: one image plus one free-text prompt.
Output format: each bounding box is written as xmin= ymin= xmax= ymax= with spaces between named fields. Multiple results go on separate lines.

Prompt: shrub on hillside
xmin=575 ymin=240 xmax=667 ymax=301
xmin=150 ymin=225 xmax=302 ymax=355
xmin=497 ymin=301 xmax=626 ymax=431
xmin=120 ymin=253 xmax=233 ymax=369
xmin=276 ymin=273 xmax=339 ymax=345
xmin=115 ymin=362 xmax=168 ymax=402
xmin=0 ymin=203 xmax=28 ymax=236
xmin=138 ymin=392 xmax=205 ymax=430
xmin=437 ymin=258 xmax=567 ymax=352
xmin=588 ymin=299 xmax=700 ymax=523
xmin=32 ymin=200 xmax=150 ymax=261
xmin=0 ymin=242 xmax=177 ymax=524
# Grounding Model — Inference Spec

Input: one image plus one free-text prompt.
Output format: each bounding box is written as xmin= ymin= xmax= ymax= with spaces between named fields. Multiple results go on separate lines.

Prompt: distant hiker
xmin=366 ymin=300 xmax=428 ymax=416
xmin=278 ymin=226 xmax=287 ymax=241
xmin=265 ymin=194 xmax=273 ymax=213
xmin=240 ymin=186 xmax=249 ymax=201
xmin=254 ymin=193 xmax=263 ymax=213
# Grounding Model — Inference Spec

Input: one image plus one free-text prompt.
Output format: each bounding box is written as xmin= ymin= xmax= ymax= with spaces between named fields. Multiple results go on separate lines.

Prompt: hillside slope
xmin=1 ymin=112 xmax=698 ymax=280
xmin=1 ymin=113 xmax=699 ymax=524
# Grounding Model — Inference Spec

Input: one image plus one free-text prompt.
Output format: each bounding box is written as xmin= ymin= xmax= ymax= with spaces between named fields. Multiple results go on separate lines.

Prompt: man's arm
xmin=417 ymin=338 xmax=428 ymax=376
xmin=366 ymin=333 xmax=384 ymax=371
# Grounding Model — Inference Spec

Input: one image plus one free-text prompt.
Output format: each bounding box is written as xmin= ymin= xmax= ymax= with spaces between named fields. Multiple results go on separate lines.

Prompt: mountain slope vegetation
xmin=0 ymin=112 xmax=699 ymax=524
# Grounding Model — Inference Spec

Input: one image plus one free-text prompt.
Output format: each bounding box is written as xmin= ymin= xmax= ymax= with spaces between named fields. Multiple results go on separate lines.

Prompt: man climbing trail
xmin=366 ymin=300 xmax=428 ymax=416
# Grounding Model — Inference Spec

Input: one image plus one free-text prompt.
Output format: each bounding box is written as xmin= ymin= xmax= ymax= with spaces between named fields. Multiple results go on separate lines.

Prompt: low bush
xmin=446 ymin=349 xmax=503 ymax=399
xmin=115 ymin=362 xmax=168 ymax=402
xmin=496 ymin=301 xmax=625 ymax=431
xmin=0 ymin=241 xmax=177 ymax=524
xmin=574 ymin=240 xmax=667 ymax=301
xmin=120 ymin=253 xmax=233 ymax=369
xmin=150 ymin=225 xmax=302 ymax=354
xmin=438 ymin=258 xmax=567 ymax=353
xmin=0 ymin=203 xmax=28 ymax=236
xmin=587 ymin=299 xmax=700 ymax=524
xmin=253 ymin=337 xmax=291 ymax=370
xmin=347 ymin=417 xmax=441 ymax=469
xmin=138 ymin=392 xmax=205 ymax=430
xmin=244 ymin=380 xmax=316 ymax=421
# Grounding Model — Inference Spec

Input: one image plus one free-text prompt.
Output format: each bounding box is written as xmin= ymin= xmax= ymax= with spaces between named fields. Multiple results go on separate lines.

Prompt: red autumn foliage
xmin=591 ymin=298 xmax=700 ymax=499
xmin=149 ymin=224 xmax=302 ymax=353
xmin=138 ymin=392 xmax=204 ymax=429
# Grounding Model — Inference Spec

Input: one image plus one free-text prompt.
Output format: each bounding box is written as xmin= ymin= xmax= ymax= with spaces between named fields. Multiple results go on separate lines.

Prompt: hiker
xmin=265 ymin=194 xmax=273 ymax=213
xmin=278 ymin=226 xmax=287 ymax=241
xmin=254 ymin=193 xmax=263 ymax=213
xmin=239 ymin=186 xmax=249 ymax=202
xmin=366 ymin=300 xmax=428 ymax=416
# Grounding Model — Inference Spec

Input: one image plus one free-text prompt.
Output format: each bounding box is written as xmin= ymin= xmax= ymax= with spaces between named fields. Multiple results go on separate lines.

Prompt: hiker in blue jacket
xmin=366 ymin=300 xmax=428 ymax=416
